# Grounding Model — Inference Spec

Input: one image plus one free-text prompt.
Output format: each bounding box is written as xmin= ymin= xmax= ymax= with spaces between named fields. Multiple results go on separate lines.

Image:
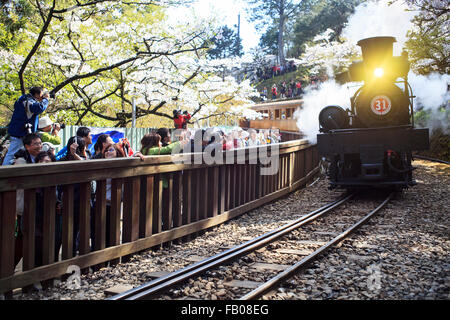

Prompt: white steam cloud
xmin=409 ymin=72 xmax=450 ymax=111
xmin=343 ymin=0 xmax=417 ymax=55
xmin=409 ymin=72 xmax=450 ymax=132
xmin=293 ymin=81 xmax=358 ymax=144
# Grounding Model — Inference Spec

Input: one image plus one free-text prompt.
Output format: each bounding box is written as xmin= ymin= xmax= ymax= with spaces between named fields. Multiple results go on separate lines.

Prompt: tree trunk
xmin=277 ymin=1 xmax=286 ymax=66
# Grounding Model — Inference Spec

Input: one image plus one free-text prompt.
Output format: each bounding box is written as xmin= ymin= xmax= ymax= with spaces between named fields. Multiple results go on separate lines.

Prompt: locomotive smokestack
xmin=342 ymin=36 xmax=409 ymax=83
xmin=357 ymin=36 xmax=396 ymax=69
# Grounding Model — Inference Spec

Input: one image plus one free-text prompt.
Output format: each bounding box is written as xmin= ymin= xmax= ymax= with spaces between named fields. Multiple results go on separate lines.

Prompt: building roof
xmin=251 ymin=98 xmax=303 ymax=110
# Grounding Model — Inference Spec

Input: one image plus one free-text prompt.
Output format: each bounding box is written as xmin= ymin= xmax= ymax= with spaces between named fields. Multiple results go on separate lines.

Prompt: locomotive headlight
xmin=373 ymin=68 xmax=384 ymax=78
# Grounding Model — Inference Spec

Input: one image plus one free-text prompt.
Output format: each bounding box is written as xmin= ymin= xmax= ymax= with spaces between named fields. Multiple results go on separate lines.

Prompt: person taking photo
xmin=37 ymin=116 xmax=62 ymax=146
xmin=2 ymin=86 xmax=50 ymax=165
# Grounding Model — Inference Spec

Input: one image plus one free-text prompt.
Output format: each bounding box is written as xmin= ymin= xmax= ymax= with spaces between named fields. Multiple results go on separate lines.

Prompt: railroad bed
xmin=13 ymin=160 xmax=449 ymax=300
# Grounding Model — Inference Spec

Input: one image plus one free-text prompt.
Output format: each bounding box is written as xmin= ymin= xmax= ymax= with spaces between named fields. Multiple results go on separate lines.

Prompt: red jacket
xmin=174 ymin=113 xmax=191 ymax=129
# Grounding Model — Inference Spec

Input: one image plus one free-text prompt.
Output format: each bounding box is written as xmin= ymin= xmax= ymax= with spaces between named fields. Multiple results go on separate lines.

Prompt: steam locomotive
xmin=317 ymin=36 xmax=429 ymax=189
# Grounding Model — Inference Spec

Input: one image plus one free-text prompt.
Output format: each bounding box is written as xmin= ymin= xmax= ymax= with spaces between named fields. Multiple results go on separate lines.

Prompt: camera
xmin=24 ymin=123 xmax=33 ymax=134
xmin=53 ymin=123 xmax=66 ymax=129
xmin=44 ymin=91 xmax=55 ymax=99
xmin=173 ymin=109 xmax=189 ymax=118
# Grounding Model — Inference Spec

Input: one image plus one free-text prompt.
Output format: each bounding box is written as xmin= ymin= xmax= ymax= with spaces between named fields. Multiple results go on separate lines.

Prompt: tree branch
xmin=18 ymin=0 xmax=56 ymax=94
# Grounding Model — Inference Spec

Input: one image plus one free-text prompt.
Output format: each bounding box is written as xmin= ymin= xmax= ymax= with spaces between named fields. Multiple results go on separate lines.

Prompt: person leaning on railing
xmin=12 ymin=133 xmax=43 ymax=268
xmin=76 ymin=127 xmax=93 ymax=158
xmin=60 ymin=136 xmax=88 ymax=161
xmin=140 ymin=132 xmax=186 ymax=156
xmin=91 ymin=134 xmax=113 ymax=159
xmin=247 ymin=129 xmax=260 ymax=147
xmin=12 ymin=133 xmax=42 ymax=164
xmin=34 ymin=151 xmax=62 ymax=269
xmin=58 ymin=136 xmax=89 ymax=254
xmin=140 ymin=132 xmax=188 ymax=189
xmin=55 ymin=127 xmax=93 ymax=160
xmin=91 ymin=142 xmax=125 ymax=250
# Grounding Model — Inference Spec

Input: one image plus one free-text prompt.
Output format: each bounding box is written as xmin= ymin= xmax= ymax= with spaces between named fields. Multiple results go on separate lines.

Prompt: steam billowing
xmin=293 ymin=81 xmax=358 ymax=143
xmin=343 ymin=0 xmax=417 ymax=55
xmin=409 ymin=72 xmax=450 ymax=132
xmin=294 ymin=0 xmax=449 ymax=142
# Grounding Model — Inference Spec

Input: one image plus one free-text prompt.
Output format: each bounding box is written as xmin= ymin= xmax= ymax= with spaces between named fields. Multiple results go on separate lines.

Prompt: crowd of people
xmin=2 ymin=86 xmax=283 ymax=276
xmin=2 ymin=126 xmax=282 ymax=166
xmin=166 ymin=127 xmax=281 ymax=152
xmin=255 ymin=60 xmax=298 ymax=82
xmin=259 ymin=75 xmax=327 ymax=101
xmin=260 ymin=80 xmax=304 ymax=101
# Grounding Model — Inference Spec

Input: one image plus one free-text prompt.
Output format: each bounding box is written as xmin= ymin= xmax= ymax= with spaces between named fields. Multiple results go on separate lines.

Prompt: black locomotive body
xmin=317 ymin=37 xmax=429 ymax=189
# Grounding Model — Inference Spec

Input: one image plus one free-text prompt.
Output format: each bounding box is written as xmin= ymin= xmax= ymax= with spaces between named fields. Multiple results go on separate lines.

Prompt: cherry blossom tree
xmin=297 ymin=29 xmax=359 ymax=77
xmin=404 ymin=0 xmax=449 ymax=74
xmin=0 ymin=0 xmax=258 ymax=127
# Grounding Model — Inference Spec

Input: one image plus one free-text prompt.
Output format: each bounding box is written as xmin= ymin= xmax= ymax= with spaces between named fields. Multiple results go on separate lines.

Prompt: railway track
xmin=108 ymin=191 xmax=393 ymax=300
xmin=413 ymin=154 xmax=450 ymax=165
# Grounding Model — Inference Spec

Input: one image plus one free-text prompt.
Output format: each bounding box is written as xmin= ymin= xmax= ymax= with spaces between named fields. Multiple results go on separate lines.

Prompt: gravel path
xmin=13 ymin=160 xmax=449 ymax=300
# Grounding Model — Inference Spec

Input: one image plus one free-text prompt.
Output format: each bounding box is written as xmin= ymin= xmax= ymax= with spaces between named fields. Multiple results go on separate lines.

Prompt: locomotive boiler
xmin=317 ymin=36 xmax=429 ymax=189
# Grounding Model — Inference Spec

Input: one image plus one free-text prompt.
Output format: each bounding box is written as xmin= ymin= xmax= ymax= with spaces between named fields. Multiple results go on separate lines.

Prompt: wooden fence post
xmin=109 ymin=178 xmax=122 ymax=266
xmin=0 ymin=191 xmax=16 ymax=298
xmin=123 ymin=176 xmax=140 ymax=262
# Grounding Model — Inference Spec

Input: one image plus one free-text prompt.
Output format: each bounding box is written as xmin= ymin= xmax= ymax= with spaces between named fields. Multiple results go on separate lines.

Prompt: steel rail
xmin=240 ymin=192 xmax=394 ymax=300
xmin=109 ymin=193 xmax=355 ymax=300
xmin=412 ymin=154 xmax=450 ymax=165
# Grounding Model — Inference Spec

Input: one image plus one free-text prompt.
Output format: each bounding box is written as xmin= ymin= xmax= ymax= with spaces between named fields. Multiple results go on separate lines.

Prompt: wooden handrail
xmin=0 ymin=139 xmax=319 ymax=295
xmin=0 ymin=140 xmax=310 ymax=191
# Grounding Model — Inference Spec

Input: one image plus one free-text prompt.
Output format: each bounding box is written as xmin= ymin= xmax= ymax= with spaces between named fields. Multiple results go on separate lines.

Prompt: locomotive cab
xmin=317 ymin=37 xmax=429 ymax=190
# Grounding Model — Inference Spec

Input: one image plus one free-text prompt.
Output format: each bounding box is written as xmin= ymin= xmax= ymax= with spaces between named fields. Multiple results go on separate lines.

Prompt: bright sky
xmin=179 ymin=0 xmax=259 ymax=53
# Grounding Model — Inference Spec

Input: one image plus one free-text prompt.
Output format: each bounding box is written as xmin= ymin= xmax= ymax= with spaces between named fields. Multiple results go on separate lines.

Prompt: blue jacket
xmin=8 ymin=94 xmax=49 ymax=137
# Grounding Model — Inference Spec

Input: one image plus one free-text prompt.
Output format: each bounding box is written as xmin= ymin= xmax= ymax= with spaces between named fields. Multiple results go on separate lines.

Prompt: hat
xmin=38 ymin=116 xmax=53 ymax=129
xmin=42 ymin=142 xmax=57 ymax=152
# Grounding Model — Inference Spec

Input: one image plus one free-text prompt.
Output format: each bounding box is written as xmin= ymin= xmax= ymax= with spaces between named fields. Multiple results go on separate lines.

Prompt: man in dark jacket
xmin=2 ymin=87 xmax=50 ymax=165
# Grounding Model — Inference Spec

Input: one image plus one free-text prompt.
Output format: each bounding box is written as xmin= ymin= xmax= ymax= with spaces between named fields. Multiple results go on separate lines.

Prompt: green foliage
xmin=413 ymin=109 xmax=429 ymax=128
xmin=258 ymin=26 xmax=278 ymax=56
xmin=405 ymin=22 xmax=449 ymax=74
xmin=0 ymin=1 xmax=256 ymax=128
xmin=254 ymin=0 xmax=361 ymax=59
xmin=0 ymin=0 xmax=33 ymax=49
xmin=291 ymin=0 xmax=361 ymax=56
xmin=404 ymin=0 xmax=449 ymax=75
xmin=246 ymin=0 xmax=305 ymax=63
xmin=208 ymin=25 xmax=243 ymax=59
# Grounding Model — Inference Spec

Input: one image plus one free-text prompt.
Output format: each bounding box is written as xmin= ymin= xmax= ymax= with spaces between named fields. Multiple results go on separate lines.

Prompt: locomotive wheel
xmin=354 ymin=83 xmax=410 ymax=127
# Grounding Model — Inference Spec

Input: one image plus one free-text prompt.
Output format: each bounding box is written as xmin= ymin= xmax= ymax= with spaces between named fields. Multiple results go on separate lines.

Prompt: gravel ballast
xmin=12 ymin=160 xmax=449 ymax=300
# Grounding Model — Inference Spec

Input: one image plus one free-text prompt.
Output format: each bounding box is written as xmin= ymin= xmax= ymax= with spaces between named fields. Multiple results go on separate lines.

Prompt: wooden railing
xmin=0 ymin=139 xmax=318 ymax=295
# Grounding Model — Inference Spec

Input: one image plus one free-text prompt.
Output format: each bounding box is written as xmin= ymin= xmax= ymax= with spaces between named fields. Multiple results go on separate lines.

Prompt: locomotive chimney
xmin=357 ymin=36 xmax=396 ymax=67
